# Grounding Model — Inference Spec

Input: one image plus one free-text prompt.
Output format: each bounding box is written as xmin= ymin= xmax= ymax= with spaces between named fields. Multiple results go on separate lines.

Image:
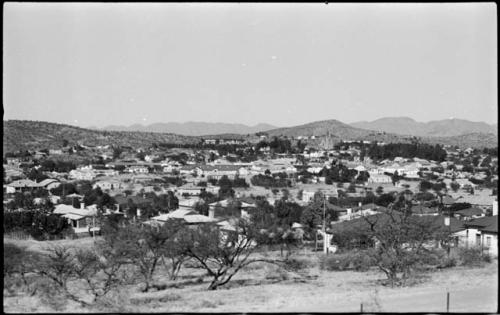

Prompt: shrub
xmin=438 ymin=257 xmax=457 ymax=269
xmin=319 ymin=255 xmax=350 ymax=271
xmin=319 ymin=250 xmax=375 ymax=272
xmin=265 ymin=267 xmax=290 ymax=281
xmin=283 ymin=257 xmax=312 ymax=272
xmin=457 ymin=247 xmax=488 ymax=267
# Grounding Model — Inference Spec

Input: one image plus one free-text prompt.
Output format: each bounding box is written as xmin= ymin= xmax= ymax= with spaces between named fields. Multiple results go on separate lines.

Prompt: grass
xmin=3 ymin=242 xmax=497 ymax=313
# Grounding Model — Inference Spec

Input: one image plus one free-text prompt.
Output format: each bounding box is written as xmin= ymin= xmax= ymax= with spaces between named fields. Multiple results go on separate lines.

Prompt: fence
xmin=4 ymin=230 xmax=34 ymax=241
xmin=360 ymin=291 xmax=457 ymax=313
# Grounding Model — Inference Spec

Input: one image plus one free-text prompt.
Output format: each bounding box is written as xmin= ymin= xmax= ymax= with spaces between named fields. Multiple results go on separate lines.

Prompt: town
xmin=4 ymin=136 xmax=498 ymax=294
xmin=4 ymin=2 xmax=497 ymax=313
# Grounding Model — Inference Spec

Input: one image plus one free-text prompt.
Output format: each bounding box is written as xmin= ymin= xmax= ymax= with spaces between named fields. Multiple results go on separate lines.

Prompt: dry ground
xmin=4 ymin=238 xmax=498 ymax=313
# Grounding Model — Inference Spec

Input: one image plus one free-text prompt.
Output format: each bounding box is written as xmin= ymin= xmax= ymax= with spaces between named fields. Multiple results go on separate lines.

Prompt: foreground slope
xmin=3 ymin=120 xmax=199 ymax=153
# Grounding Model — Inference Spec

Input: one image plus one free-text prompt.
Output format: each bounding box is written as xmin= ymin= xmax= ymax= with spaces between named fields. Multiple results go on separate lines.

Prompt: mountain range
xmin=350 ymin=117 xmax=497 ymax=137
xmin=97 ymin=117 xmax=498 ymax=139
xmin=3 ymin=117 xmax=498 ymax=153
xmin=99 ymin=122 xmax=277 ymax=136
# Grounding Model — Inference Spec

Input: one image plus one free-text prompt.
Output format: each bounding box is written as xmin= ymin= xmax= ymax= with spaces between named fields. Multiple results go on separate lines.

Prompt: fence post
xmin=446 ymin=292 xmax=450 ymax=312
xmin=360 ymin=302 xmax=363 ymax=313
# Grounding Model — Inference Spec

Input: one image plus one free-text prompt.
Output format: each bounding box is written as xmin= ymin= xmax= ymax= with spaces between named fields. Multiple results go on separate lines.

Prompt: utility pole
xmin=323 ymin=193 xmax=327 ymax=254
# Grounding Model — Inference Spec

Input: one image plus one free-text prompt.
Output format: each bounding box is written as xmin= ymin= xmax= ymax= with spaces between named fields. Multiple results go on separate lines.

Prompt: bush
xmin=457 ymin=247 xmax=489 ymax=267
xmin=283 ymin=257 xmax=312 ymax=272
xmin=265 ymin=267 xmax=290 ymax=281
xmin=319 ymin=255 xmax=350 ymax=271
xmin=438 ymin=257 xmax=457 ymax=269
xmin=319 ymin=250 xmax=375 ymax=272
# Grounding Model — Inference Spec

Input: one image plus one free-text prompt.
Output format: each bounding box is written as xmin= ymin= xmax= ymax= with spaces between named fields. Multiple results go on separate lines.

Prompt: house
xmin=337 ymin=203 xmax=386 ymax=221
xmin=93 ymin=180 xmax=123 ymax=191
xmin=411 ymin=204 xmax=439 ymax=216
xmin=126 ymin=165 xmax=149 ymax=174
xmin=36 ymin=178 xmax=61 ymax=190
xmin=302 ymin=191 xmax=316 ymax=203
xmin=53 ymin=203 xmax=99 ymax=235
xmin=114 ymin=195 xmax=154 ymax=213
xmin=333 ymin=213 xmax=464 ymax=249
xmin=149 ymin=209 xmax=216 ymax=226
xmin=176 ymin=183 xmax=205 ymax=197
xmin=454 ymin=207 xmax=485 ymax=221
xmin=3 ymin=166 xmax=24 ymax=182
xmin=49 ymin=149 xmax=63 ymax=155
xmin=5 ymin=179 xmax=39 ymax=193
xmin=441 ymin=195 xmax=457 ymax=207
xmin=453 ymin=215 xmax=498 ymax=257
xmin=48 ymin=194 xmax=61 ymax=204
xmin=69 ymin=169 xmax=96 ymax=181
xmin=207 ymin=198 xmax=256 ymax=219
xmin=202 ymin=165 xmax=247 ymax=180
xmin=179 ymin=165 xmax=202 ymax=176
xmin=178 ymin=198 xmax=201 ymax=210
xmin=367 ymin=174 xmax=392 ymax=184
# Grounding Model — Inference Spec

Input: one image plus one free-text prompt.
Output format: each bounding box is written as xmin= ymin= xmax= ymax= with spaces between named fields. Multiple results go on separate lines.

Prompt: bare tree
xmin=182 ymin=219 xmax=284 ymax=290
xmin=362 ymin=193 xmax=451 ymax=286
xmin=98 ymin=217 xmax=188 ymax=292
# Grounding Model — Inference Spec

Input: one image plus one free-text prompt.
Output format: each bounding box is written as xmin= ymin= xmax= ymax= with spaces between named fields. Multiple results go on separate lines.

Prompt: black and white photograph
xmin=3 ymin=2 xmax=498 ymax=313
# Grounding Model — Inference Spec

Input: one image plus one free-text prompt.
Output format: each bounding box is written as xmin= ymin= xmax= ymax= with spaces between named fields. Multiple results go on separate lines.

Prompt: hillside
xmin=100 ymin=122 xmax=277 ymax=136
xmin=351 ymin=117 xmax=497 ymax=137
xmin=265 ymin=119 xmax=376 ymax=138
xmin=264 ymin=119 xmax=417 ymax=144
xmin=4 ymin=120 xmax=497 ymax=154
xmin=422 ymin=133 xmax=499 ymax=149
xmin=3 ymin=120 xmax=199 ymax=153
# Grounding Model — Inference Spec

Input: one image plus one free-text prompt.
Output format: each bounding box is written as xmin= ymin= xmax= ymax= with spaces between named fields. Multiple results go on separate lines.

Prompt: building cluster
xmin=3 ymin=138 xmax=498 ymax=257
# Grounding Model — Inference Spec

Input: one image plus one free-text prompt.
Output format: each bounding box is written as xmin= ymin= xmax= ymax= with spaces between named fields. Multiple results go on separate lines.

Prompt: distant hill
xmin=262 ymin=119 xmax=497 ymax=149
xmin=262 ymin=119 xmax=421 ymax=148
xmin=4 ymin=119 xmax=497 ymax=154
xmin=264 ymin=119 xmax=402 ymax=139
xmin=100 ymin=122 xmax=277 ymax=136
xmin=3 ymin=120 xmax=199 ymax=153
xmin=351 ymin=117 xmax=497 ymax=137
xmin=422 ymin=133 xmax=499 ymax=149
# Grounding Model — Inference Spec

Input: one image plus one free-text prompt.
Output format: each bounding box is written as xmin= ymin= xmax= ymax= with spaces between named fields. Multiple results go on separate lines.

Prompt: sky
xmin=3 ymin=3 xmax=497 ymax=128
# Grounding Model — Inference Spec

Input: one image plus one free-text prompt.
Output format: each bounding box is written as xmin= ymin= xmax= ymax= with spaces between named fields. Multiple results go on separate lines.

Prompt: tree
xmin=274 ymin=199 xmax=303 ymax=227
xmin=450 ymin=181 xmax=460 ymax=192
xmin=391 ymin=171 xmax=400 ymax=186
xmin=112 ymin=147 xmax=123 ymax=160
xmin=194 ymin=201 xmax=209 ymax=216
xmin=218 ymin=175 xmax=235 ymax=199
xmin=347 ymin=182 xmax=356 ymax=193
xmin=99 ymin=219 xmax=185 ymax=292
xmin=356 ymin=171 xmax=370 ymax=183
xmin=376 ymin=186 xmax=384 ymax=195
xmin=419 ymin=180 xmax=433 ymax=192
xmin=361 ymin=194 xmax=451 ymax=287
xmin=182 ymin=219 xmax=282 ymax=290
xmin=160 ymin=220 xmax=192 ymax=280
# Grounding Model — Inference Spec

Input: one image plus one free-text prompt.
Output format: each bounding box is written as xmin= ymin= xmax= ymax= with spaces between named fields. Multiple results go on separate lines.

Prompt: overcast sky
xmin=3 ymin=3 xmax=497 ymax=128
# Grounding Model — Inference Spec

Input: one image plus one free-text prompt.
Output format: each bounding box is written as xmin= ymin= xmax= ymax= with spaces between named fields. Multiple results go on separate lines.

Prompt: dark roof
xmin=442 ymin=195 xmax=456 ymax=205
xmin=351 ymin=203 xmax=388 ymax=213
xmin=455 ymin=207 xmax=484 ymax=217
xmin=481 ymin=220 xmax=498 ymax=234
xmin=114 ymin=195 xmax=154 ymax=206
xmin=412 ymin=204 xmax=438 ymax=215
xmin=465 ymin=215 xmax=498 ymax=233
xmin=332 ymin=212 xmax=464 ymax=234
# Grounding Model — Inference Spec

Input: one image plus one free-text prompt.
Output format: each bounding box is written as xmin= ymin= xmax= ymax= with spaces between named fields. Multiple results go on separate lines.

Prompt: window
xmin=476 ymin=234 xmax=481 ymax=246
xmin=486 ymin=236 xmax=492 ymax=247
